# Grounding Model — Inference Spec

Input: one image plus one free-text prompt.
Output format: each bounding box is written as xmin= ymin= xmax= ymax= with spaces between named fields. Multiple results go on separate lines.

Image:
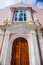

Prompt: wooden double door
xmin=11 ymin=37 xmax=29 ymax=65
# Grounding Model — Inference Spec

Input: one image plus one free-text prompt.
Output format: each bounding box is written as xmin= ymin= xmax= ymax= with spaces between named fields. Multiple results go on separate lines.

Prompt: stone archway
xmin=4 ymin=34 xmax=35 ymax=65
xmin=11 ymin=37 xmax=30 ymax=65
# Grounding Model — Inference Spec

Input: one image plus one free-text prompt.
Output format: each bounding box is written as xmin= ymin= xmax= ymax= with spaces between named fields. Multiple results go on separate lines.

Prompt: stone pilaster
xmin=31 ymin=30 xmax=41 ymax=65
xmin=38 ymin=30 xmax=43 ymax=60
xmin=0 ymin=30 xmax=4 ymax=48
xmin=0 ymin=30 xmax=4 ymax=64
xmin=28 ymin=35 xmax=35 ymax=65
xmin=1 ymin=30 xmax=10 ymax=65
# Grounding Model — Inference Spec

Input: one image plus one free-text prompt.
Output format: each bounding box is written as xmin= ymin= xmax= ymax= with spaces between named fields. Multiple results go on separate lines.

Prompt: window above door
xmin=10 ymin=7 xmax=33 ymax=22
xmin=13 ymin=10 xmax=27 ymax=21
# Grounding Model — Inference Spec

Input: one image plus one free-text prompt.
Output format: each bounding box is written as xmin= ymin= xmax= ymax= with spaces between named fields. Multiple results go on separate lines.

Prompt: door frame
xmin=5 ymin=34 xmax=35 ymax=65
xmin=11 ymin=37 xmax=29 ymax=65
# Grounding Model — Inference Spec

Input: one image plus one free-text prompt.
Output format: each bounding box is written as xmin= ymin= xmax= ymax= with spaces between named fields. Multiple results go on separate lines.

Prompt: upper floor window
xmin=14 ymin=10 xmax=27 ymax=21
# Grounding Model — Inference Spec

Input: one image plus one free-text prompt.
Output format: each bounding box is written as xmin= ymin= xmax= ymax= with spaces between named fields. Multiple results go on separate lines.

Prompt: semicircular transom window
xmin=14 ymin=10 xmax=27 ymax=21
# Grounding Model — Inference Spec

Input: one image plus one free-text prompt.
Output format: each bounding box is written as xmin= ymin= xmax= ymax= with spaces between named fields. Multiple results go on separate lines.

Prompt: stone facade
xmin=0 ymin=3 xmax=43 ymax=65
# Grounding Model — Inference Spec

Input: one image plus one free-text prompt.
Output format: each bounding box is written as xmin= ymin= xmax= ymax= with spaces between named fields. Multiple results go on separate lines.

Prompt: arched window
xmin=14 ymin=10 xmax=27 ymax=21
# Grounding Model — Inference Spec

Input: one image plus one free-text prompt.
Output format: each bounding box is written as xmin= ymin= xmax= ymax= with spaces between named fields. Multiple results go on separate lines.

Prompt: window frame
xmin=13 ymin=10 xmax=27 ymax=22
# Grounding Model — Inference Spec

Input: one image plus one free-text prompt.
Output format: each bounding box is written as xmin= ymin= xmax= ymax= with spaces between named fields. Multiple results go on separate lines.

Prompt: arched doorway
xmin=11 ymin=37 xmax=29 ymax=65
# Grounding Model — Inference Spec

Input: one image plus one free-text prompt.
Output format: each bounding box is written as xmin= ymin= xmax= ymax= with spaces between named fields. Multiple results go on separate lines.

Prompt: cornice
xmin=0 ymin=22 xmax=43 ymax=30
xmin=10 ymin=7 xmax=32 ymax=12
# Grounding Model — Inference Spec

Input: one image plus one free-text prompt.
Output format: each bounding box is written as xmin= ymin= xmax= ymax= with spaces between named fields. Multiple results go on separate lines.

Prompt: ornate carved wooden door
xmin=11 ymin=37 xmax=29 ymax=65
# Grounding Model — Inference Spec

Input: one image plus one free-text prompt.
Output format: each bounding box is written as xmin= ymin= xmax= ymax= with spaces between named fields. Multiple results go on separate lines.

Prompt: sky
xmin=0 ymin=0 xmax=43 ymax=9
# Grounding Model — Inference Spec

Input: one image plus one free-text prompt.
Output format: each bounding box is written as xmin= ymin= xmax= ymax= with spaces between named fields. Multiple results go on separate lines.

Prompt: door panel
xmin=11 ymin=37 xmax=29 ymax=65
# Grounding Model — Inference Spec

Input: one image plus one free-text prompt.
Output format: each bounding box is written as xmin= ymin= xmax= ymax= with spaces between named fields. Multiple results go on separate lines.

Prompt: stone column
xmin=28 ymin=36 xmax=35 ymax=65
xmin=38 ymin=30 xmax=43 ymax=60
xmin=31 ymin=30 xmax=41 ymax=65
xmin=1 ymin=30 xmax=10 ymax=65
xmin=0 ymin=30 xmax=4 ymax=52
xmin=0 ymin=30 xmax=4 ymax=65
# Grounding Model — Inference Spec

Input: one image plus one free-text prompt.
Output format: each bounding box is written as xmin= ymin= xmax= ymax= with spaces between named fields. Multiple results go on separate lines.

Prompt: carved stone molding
xmin=10 ymin=7 xmax=32 ymax=12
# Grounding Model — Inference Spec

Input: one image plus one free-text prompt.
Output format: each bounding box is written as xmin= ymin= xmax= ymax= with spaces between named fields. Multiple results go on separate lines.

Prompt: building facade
xmin=0 ymin=3 xmax=43 ymax=65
